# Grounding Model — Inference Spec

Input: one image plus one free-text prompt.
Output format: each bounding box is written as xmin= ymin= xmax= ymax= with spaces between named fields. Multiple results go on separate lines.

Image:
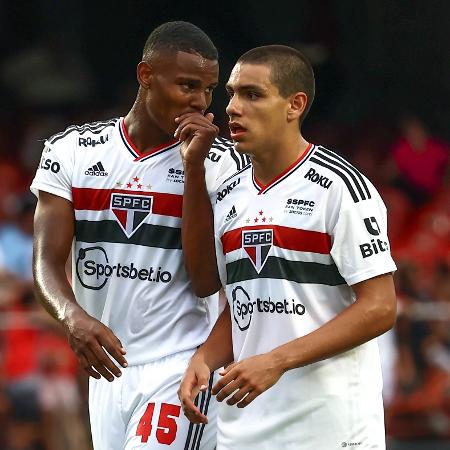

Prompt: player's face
xmin=145 ymin=51 xmax=219 ymax=136
xmin=225 ymin=63 xmax=290 ymax=155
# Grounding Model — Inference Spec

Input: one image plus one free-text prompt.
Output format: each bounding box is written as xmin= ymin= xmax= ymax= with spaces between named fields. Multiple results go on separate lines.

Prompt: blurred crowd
xmin=0 ymin=104 xmax=448 ymax=449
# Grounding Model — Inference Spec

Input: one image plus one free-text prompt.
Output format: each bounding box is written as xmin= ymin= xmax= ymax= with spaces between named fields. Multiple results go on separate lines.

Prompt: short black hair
xmin=238 ymin=45 xmax=315 ymax=122
xmin=143 ymin=21 xmax=218 ymax=61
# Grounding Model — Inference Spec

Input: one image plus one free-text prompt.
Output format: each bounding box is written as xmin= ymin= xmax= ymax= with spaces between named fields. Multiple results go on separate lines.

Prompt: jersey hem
xmin=346 ymin=265 xmax=397 ymax=286
xmin=30 ymin=183 xmax=72 ymax=202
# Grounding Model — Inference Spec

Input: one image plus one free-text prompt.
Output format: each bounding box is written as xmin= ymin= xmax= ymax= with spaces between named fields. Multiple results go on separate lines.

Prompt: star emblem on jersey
xmin=242 ymin=229 xmax=273 ymax=273
xmin=246 ymin=211 xmax=273 ymax=225
xmin=111 ymin=177 xmax=153 ymax=238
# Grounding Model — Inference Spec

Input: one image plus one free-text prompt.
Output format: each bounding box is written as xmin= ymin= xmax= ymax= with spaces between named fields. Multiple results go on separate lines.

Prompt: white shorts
xmin=89 ymin=350 xmax=217 ymax=450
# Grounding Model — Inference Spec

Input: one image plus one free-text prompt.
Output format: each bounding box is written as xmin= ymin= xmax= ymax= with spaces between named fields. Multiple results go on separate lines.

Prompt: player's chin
xmin=232 ymin=141 xmax=249 ymax=155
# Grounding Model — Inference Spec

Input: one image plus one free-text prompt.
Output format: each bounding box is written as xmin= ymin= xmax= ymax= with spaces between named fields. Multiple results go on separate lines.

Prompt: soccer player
xmin=178 ymin=45 xmax=397 ymax=449
xmin=31 ymin=21 xmax=247 ymax=450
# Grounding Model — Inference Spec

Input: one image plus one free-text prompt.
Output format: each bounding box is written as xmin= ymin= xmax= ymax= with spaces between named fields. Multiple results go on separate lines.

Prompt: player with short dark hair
xmin=31 ymin=21 xmax=247 ymax=450
xmin=178 ymin=45 xmax=397 ymax=449
xmin=237 ymin=45 xmax=315 ymax=121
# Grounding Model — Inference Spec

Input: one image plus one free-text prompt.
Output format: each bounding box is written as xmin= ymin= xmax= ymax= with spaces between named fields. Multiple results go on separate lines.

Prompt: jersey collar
xmin=119 ymin=118 xmax=179 ymax=162
xmin=252 ymin=143 xmax=314 ymax=194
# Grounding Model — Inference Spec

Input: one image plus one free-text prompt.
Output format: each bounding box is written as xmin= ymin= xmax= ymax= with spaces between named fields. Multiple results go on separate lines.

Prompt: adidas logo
xmin=225 ymin=205 xmax=237 ymax=222
xmin=85 ymin=161 xmax=108 ymax=177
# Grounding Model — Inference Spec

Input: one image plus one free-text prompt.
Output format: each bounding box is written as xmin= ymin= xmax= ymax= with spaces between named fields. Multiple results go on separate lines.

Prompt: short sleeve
xmin=330 ymin=187 xmax=397 ymax=286
xmin=30 ymin=133 xmax=75 ymax=202
xmin=205 ymin=137 xmax=249 ymax=195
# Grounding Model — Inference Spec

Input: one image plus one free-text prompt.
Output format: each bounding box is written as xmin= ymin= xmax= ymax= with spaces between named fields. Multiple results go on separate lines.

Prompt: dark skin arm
xmin=33 ymin=191 xmax=128 ymax=381
xmin=176 ymin=112 xmax=222 ymax=297
xmin=212 ymin=274 xmax=397 ymax=408
xmin=177 ymin=302 xmax=234 ymax=424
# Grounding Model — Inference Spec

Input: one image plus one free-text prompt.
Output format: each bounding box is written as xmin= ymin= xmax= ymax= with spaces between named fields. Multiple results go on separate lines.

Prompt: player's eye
xmin=226 ymin=89 xmax=234 ymax=98
xmin=247 ymin=92 xmax=259 ymax=100
xmin=181 ymin=82 xmax=196 ymax=91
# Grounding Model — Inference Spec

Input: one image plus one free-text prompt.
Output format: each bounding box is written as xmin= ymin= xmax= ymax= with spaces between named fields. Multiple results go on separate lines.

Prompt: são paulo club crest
xmin=111 ymin=193 xmax=153 ymax=238
xmin=242 ymin=229 xmax=273 ymax=273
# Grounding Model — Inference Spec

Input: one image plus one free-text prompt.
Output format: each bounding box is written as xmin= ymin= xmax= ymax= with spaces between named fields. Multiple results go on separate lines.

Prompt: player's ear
xmin=137 ymin=61 xmax=153 ymax=89
xmin=287 ymin=91 xmax=307 ymax=123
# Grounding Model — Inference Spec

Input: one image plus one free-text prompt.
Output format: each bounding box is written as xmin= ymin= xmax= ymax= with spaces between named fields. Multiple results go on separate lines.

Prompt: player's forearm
xmin=32 ymin=192 xmax=83 ymax=325
xmin=270 ymin=275 xmax=397 ymax=373
xmin=194 ymin=303 xmax=234 ymax=371
xmin=182 ymin=163 xmax=221 ymax=297
xmin=33 ymin=250 xmax=83 ymax=325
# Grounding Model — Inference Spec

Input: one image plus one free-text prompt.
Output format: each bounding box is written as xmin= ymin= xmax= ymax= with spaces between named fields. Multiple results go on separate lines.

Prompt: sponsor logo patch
xmin=231 ymin=285 xmax=306 ymax=331
xmin=166 ymin=168 xmax=184 ymax=183
xmin=359 ymin=238 xmax=389 ymax=258
xmin=304 ymin=167 xmax=332 ymax=189
xmin=75 ymin=246 xmax=172 ymax=290
xmin=284 ymin=198 xmax=316 ymax=216
xmin=364 ymin=216 xmax=381 ymax=235
xmin=39 ymin=156 xmax=60 ymax=173
xmin=78 ymin=135 xmax=109 ymax=147
xmin=225 ymin=205 xmax=237 ymax=223
xmin=216 ymin=178 xmax=240 ymax=202
xmin=85 ymin=161 xmax=108 ymax=177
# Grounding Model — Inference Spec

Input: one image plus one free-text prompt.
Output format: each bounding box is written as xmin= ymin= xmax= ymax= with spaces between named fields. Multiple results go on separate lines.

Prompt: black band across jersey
xmin=226 ymin=256 xmax=345 ymax=286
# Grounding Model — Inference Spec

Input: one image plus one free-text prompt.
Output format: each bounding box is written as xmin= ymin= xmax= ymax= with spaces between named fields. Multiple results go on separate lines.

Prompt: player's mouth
xmin=229 ymin=122 xmax=247 ymax=141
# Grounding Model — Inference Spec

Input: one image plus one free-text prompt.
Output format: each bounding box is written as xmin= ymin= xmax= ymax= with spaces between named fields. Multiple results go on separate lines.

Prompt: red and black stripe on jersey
xmin=73 ymin=187 xmax=183 ymax=249
xmin=221 ymin=224 xmax=345 ymax=286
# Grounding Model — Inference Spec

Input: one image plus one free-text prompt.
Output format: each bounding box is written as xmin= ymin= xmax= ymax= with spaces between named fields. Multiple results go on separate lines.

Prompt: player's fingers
xmin=177 ymin=124 xmax=198 ymax=142
xmin=84 ymin=346 xmax=117 ymax=382
xmin=91 ymin=343 xmax=123 ymax=378
xmin=225 ymin=385 xmax=253 ymax=406
xmin=175 ymin=114 xmax=218 ymax=134
xmin=205 ymin=112 xmax=214 ymax=123
xmin=215 ymin=379 xmax=241 ymax=402
xmin=100 ymin=337 xmax=128 ymax=368
xmin=175 ymin=111 xmax=209 ymax=123
xmin=236 ymin=390 xmax=260 ymax=408
xmin=179 ymin=389 xmax=208 ymax=424
xmin=183 ymin=405 xmax=208 ymax=425
xmin=212 ymin=367 xmax=237 ymax=395
xmin=176 ymin=121 xmax=217 ymax=142
xmin=219 ymin=361 xmax=237 ymax=376
xmin=78 ymin=354 xmax=101 ymax=379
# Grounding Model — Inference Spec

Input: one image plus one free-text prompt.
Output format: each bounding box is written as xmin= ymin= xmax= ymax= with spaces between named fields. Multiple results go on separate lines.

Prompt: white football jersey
xmin=214 ymin=143 xmax=397 ymax=449
xmin=31 ymin=118 xmax=248 ymax=366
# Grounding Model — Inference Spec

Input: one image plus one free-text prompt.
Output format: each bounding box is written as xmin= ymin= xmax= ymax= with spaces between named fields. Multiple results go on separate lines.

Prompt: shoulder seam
xmin=310 ymin=147 xmax=371 ymax=203
xmin=221 ymin=162 xmax=251 ymax=185
xmin=48 ymin=118 xmax=119 ymax=145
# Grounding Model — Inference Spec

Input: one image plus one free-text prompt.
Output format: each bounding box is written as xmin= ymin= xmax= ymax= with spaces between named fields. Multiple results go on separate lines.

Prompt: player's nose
xmin=226 ymin=95 xmax=241 ymax=117
xmin=189 ymin=91 xmax=208 ymax=114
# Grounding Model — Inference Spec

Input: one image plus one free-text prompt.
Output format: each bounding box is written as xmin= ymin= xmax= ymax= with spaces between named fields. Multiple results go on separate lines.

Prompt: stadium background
xmin=0 ymin=1 xmax=449 ymax=449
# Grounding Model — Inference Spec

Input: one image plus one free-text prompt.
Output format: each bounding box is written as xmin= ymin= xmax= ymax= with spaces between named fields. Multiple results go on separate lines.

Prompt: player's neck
xmin=251 ymin=135 xmax=310 ymax=187
xmin=124 ymin=107 xmax=173 ymax=153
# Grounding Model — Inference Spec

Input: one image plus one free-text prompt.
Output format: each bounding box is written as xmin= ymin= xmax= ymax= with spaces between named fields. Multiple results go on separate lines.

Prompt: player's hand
xmin=175 ymin=112 xmax=219 ymax=167
xmin=63 ymin=307 xmax=128 ymax=381
xmin=212 ymin=353 xmax=284 ymax=408
xmin=178 ymin=355 xmax=211 ymax=424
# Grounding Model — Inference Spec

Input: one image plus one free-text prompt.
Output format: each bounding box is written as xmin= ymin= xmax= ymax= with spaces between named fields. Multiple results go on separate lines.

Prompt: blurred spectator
xmin=390 ymin=115 xmax=449 ymax=205
xmin=386 ymin=262 xmax=450 ymax=450
xmin=0 ymin=193 xmax=36 ymax=281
